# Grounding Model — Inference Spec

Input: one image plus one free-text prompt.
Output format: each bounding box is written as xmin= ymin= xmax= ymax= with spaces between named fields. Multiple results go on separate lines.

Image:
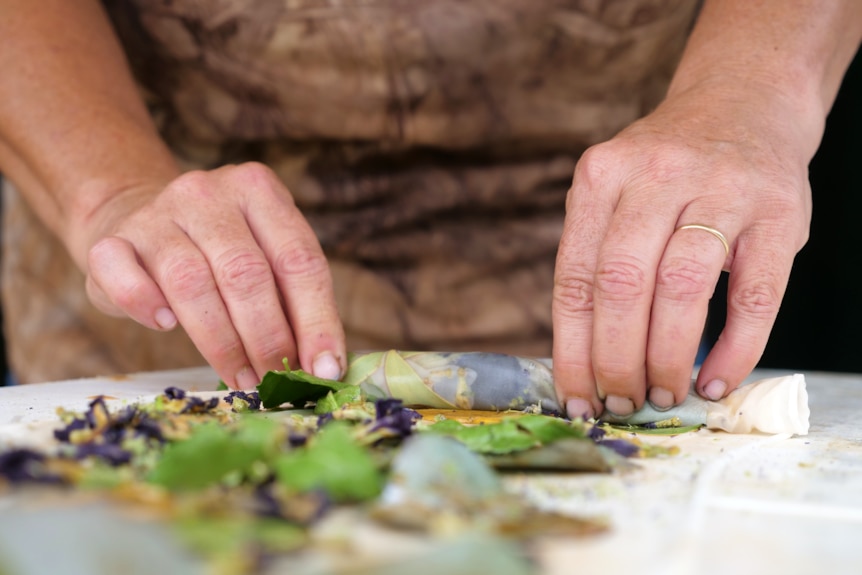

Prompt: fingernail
xmin=648 ymin=387 xmax=676 ymax=411
xmin=703 ymin=379 xmax=727 ymax=401
xmin=235 ymin=366 xmax=259 ymax=390
xmin=313 ymin=351 xmax=342 ymax=381
xmin=605 ymin=395 xmax=635 ymax=416
xmin=154 ymin=307 xmax=177 ymax=330
xmin=566 ymin=398 xmax=595 ymax=420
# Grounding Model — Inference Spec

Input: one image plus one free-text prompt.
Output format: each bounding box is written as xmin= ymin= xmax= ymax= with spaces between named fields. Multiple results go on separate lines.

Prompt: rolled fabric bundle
xmin=599 ymin=374 xmax=810 ymax=436
xmin=342 ymin=350 xmax=562 ymax=414
xmin=340 ymin=351 xmax=810 ymax=435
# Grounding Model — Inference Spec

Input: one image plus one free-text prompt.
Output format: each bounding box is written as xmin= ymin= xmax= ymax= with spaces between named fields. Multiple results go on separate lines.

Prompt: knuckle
xmin=655 ymin=257 xmax=714 ymax=302
xmin=573 ymin=144 xmax=617 ymax=191
xmin=167 ymin=170 xmax=212 ymax=202
xmin=87 ymin=236 xmax=119 ymax=266
xmin=110 ymin=279 xmax=148 ymax=310
xmin=553 ymin=267 xmax=594 ymax=316
xmin=248 ymin=331 xmax=294 ymax=364
xmin=232 ymin=162 xmax=276 ymax=188
xmin=206 ymin=337 xmax=245 ymax=368
xmin=594 ymin=257 xmax=648 ymax=302
xmin=273 ymin=244 xmax=329 ymax=280
xmin=236 ymin=161 xmax=272 ymax=178
xmin=171 ymin=170 xmax=208 ymax=192
xmin=730 ymin=280 xmax=781 ymax=319
xmin=214 ymin=249 xmax=272 ymax=296
xmin=593 ymin=358 xmax=638 ymax=388
xmin=161 ymin=256 xmax=213 ymax=303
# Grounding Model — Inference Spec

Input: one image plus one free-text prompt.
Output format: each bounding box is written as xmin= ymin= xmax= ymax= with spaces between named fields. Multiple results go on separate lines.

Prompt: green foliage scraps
xmin=175 ymin=515 xmax=305 ymax=571
xmin=425 ymin=418 xmax=539 ymax=455
xmin=274 ymin=422 xmax=383 ymax=502
xmin=605 ymin=422 xmax=705 ymax=436
xmin=147 ymin=416 xmax=281 ymax=491
xmin=313 ymin=386 xmax=365 ymax=415
xmin=257 ymin=358 xmax=353 ymax=409
xmin=425 ymin=415 xmax=588 ymax=455
xmin=513 ymin=414 xmax=587 ymax=443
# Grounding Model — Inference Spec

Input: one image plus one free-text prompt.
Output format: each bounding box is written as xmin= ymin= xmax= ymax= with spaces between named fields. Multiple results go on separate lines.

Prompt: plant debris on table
xmin=0 ymin=360 xmax=689 ymax=575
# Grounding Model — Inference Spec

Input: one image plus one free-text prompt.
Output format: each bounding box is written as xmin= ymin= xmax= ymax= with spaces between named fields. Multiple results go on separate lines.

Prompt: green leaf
xmin=424 ymin=415 xmax=590 ymax=455
xmin=313 ymin=385 xmax=364 ymax=415
xmin=424 ymin=419 xmax=540 ymax=455
xmin=216 ymin=381 xmax=228 ymax=391
xmin=513 ymin=415 xmax=586 ymax=443
xmin=274 ymin=422 xmax=383 ymax=502
xmin=148 ymin=417 xmax=280 ymax=490
xmin=257 ymin=358 xmax=352 ymax=409
xmin=77 ymin=462 xmax=131 ymax=490
xmin=609 ymin=423 xmax=704 ymax=435
xmin=176 ymin=516 xmax=305 ymax=561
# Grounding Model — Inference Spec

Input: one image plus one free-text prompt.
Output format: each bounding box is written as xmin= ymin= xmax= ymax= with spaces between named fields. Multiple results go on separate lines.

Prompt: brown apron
xmin=2 ymin=0 xmax=699 ymax=383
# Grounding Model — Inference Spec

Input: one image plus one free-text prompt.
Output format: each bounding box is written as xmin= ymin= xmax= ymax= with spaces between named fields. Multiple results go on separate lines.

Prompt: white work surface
xmin=1 ymin=367 xmax=861 ymax=575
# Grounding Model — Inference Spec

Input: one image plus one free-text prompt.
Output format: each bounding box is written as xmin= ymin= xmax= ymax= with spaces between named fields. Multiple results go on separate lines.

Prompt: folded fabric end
xmin=706 ymin=373 xmax=810 ymax=436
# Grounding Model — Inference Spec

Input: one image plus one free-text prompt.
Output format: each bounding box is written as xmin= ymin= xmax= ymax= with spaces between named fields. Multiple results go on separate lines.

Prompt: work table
xmin=1 ymin=367 xmax=860 ymax=575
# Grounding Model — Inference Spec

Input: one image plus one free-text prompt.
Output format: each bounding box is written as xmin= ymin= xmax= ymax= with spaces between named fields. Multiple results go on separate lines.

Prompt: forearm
xmin=0 ymin=0 xmax=179 ymax=268
xmin=668 ymin=0 xmax=862 ymax=158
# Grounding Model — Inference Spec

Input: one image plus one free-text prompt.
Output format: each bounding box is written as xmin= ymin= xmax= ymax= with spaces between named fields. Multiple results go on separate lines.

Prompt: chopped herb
xmin=148 ymin=416 xmax=280 ymax=491
xmin=225 ymin=390 xmax=262 ymax=412
xmin=274 ymin=422 xmax=383 ymax=502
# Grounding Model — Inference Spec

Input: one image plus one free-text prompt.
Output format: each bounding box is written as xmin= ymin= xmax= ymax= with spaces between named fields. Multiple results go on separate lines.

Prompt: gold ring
xmin=676 ymin=224 xmax=730 ymax=256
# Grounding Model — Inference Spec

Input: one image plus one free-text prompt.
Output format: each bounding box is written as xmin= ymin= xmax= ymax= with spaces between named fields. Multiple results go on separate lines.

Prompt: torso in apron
xmin=2 ymin=0 xmax=699 ymax=382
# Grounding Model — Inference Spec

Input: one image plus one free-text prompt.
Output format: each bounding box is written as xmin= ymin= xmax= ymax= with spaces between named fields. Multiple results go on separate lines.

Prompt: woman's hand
xmin=551 ymin=0 xmax=862 ymax=419
xmin=82 ymin=163 xmax=346 ymax=390
xmin=552 ymin=83 xmax=812 ymax=419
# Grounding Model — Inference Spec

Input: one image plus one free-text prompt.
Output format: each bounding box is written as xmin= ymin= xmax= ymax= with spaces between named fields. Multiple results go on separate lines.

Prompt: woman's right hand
xmin=82 ymin=162 xmax=346 ymax=390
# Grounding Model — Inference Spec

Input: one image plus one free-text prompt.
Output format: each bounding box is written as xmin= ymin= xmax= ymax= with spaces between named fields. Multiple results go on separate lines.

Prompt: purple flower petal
xmin=287 ymin=433 xmax=308 ymax=448
xmin=597 ymin=438 xmax=640 ymax=458
xmin=163 ymin=387 xmax=187 ymax=400
xmin=224 ymin=390 xmax=262 ymax=411
xmin=0 ymin=449 xmax=63 ymax=484
xmin=74 ymin=443 xmax=133 ymax=466
xmin=180 ymin=396 xmax=220 ymax=414
xmin=369 ymin=399 xmax=422 ymax=437
xmin=84 ymin=396 xmax=110 ymax=428
xmin=53 ymin=418 xmax=87 ymax=442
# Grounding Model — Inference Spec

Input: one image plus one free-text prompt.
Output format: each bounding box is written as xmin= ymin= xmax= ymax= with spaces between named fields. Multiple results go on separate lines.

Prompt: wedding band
xmin=676 ymin=224 xmax=730 ymax=256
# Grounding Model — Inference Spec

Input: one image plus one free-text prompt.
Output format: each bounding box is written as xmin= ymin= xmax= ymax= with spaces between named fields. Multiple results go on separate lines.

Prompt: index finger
xmin=552 ymin=148 xmax=619 ymax=419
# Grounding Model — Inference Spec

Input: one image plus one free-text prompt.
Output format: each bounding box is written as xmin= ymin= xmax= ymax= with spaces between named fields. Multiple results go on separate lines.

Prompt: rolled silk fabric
xmin=342 ymin=351 xmax=810 ymax=435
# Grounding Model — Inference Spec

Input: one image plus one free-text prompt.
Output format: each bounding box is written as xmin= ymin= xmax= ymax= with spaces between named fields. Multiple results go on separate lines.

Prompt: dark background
xmin=0 ymin=50 xmax=860 ymax=382
xmin=706 ymin=48 xmax=862 ymax=372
